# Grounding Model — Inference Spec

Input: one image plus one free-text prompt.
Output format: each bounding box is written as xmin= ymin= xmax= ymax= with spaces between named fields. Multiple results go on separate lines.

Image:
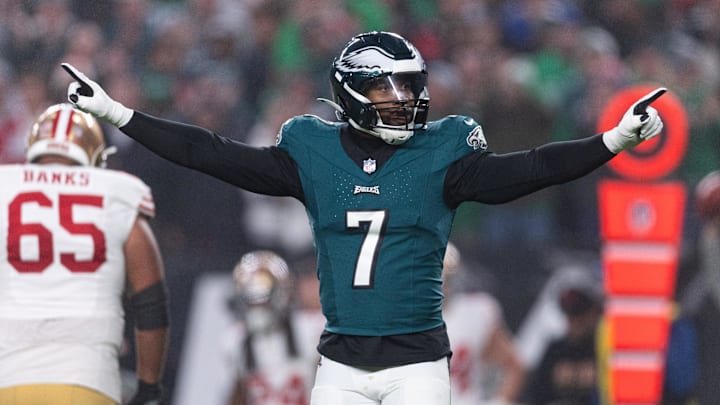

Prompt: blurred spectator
xmin=104 ymin=0 xmax=155 ymax=71
xmin=272 ymin=0 xmax=360 ymax=86
xmin=525 ymin=280 xmax=604 ymax=405
xmin=0 ymin=61 xmax=25 ymax=163
xmin=661 ymin=314 xmax=699 ymax=405
xmin=49 ymin=20 xmax=105 ymax=100
xmin=426 ymin=61 xmax=465 ymax=121
xmin=140 ymin=16 xmax=193 ymax=115
xmin=482 ymin=55 xmax=554 ymax=152
xmin=0 ymin=69 xmax=53 ymax=163
xmin=172 ymin=67 xmax=246 ymax=135
xmin=583 ymin=0 xmax=665 ymax=57
xmin=5 ymin=0 xmax=76 ymax=72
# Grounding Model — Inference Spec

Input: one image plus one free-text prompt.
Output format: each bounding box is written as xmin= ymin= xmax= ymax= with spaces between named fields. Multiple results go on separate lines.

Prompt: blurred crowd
xmin=1 ymin=0 xmax=719 ymax=402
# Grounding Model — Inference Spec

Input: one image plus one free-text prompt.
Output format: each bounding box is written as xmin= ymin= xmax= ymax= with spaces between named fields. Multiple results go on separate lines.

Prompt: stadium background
xmin=1 ymin=0 xmax=719 ymax=403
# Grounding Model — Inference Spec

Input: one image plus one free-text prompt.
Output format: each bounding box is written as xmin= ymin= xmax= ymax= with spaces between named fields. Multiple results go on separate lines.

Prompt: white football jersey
xmin=228 ymin=310 xmax=325 ymax=405
xmin=0 ymin=163 xmax=155 ymax=403
xmin=444 ymin=292 xmax=501 ymax=405
xmin=175 ymin=273 xmax=326 ymax=405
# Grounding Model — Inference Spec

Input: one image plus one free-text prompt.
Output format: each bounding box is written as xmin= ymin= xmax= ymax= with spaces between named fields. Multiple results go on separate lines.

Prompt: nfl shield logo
xmin=363 ymin=158 xmax=377 ymax=174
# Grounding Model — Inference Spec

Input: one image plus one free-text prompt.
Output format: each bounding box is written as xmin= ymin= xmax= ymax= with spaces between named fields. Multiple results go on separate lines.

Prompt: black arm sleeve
xmin=444 ymin=134 xmax=615 ymax=208
xmin=121 ymin=112 xmax=304 ymax=200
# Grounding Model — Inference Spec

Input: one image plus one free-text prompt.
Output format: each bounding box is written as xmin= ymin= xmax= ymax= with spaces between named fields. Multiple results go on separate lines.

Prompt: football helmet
xmin=26 ymin=103 xmax=114 ymax=167
xmin=231 ymin=250 xmax=293 ymax=332
xmin=696 ymin=171 xmax=720 ymax=220
xmin=321 ymin=31 xmax=430 ymax=145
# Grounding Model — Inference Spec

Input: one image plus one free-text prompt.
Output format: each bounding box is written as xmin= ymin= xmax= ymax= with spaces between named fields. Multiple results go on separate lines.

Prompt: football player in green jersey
xmin=62 ymin=31 xmax=665 ymax=405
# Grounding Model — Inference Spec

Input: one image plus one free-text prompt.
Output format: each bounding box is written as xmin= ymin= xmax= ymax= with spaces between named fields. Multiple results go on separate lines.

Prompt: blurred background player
xmin=225 ymin=250 xmax=325 ymax=405
xmin=674 ymin=170 xmax=720 ymax=405
xmin=0 ymin=104 xmax=169 ymax=405
xmin=176 ymin=250 xmax=324 ymax=405
xmin=442 ymin=242 xmax=526 ymax=405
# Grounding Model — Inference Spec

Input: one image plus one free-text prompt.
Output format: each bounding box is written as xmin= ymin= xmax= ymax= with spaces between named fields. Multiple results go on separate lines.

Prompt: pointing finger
xmin=633 ymin=87 xmax=667 ymax=118
xmin=61 ymin=63 xmax=94 ymax=97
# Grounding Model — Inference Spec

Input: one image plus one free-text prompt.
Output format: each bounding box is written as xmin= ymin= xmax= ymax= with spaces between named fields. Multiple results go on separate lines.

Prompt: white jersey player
xmin=226 ymin=251 xmax=325 ymax=405
xmin=0 ymin=104 xmax=169 ymax=405
xmin=443 ymin=243 xmax=526 ymax=405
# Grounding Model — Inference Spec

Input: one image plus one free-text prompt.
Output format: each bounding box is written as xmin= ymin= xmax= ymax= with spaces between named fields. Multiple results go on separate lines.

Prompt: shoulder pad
xmin=277 ymin=115 xmax=340 ymax=148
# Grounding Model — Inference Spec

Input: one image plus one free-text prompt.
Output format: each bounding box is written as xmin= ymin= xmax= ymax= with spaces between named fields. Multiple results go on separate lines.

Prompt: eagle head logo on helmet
xmin=26 ymin=103 xmax=112 ymax=167
xmin=323 ymin=31 xmax=430 ymax=145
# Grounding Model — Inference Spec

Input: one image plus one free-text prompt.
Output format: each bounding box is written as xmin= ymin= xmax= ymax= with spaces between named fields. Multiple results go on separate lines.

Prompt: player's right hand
xmin=62 ymin=63 xmax=134 ymax=127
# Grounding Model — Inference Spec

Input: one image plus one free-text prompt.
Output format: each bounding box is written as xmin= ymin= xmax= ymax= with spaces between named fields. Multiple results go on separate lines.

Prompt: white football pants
xmin=310 ymin=355 xmax=450 ymax=405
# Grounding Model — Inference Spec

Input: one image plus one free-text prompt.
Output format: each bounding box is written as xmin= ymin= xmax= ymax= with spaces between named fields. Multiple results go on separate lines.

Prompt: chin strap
xmin=317 ymin=98 xmax=346 ymax=121
xmin=376 ymin=128 xmax=413 ymax=145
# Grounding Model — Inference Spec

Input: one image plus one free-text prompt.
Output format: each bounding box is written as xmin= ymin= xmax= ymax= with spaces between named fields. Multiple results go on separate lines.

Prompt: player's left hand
xmin=126 ymin=380 xmax=162 ymax=405
xmin=602 ymin=87 xmax=666 ymax=153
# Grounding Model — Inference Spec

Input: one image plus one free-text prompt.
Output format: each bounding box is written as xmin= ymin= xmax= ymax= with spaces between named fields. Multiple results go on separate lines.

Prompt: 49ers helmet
xmin=322 ymin=31 xmax=429 ymax=145
xmin=26 ymin=103 xmax=112 ymax=167
xmin=232 ymin=250 xmax=292 ymax=311
xmin=696 ymin=171 xmax=720 ymax=220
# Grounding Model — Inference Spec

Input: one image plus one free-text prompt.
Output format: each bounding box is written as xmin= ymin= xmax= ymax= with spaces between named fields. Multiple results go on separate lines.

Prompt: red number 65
xmin=7 ymin=192 xmax=107 ymax=273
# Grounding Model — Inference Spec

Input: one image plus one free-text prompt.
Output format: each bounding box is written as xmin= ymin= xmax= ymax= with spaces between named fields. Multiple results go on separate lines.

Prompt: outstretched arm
xmin=122 ymin=112 xmax=303 ymax=198
xmin=447 ymin=134 xmax=613 ymax=205
xmin=62 ymin=63 xmax=303 ymax=199
xmin=445 ymin=88 xmax=666 ymax=206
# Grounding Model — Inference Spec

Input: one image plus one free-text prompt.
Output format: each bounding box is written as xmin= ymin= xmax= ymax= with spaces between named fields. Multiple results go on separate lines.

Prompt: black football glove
xmin=126 ymin=380 xmax=162 ymax=405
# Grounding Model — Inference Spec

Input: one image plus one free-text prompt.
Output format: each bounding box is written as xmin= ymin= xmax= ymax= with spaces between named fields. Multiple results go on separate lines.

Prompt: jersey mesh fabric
xmin=277 ymin=115 xmax=479 ymax=336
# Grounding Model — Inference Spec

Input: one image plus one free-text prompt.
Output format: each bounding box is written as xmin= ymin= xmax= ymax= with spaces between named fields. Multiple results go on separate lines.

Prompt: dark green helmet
xmin=324 ymin=31 xmax=429 ymax=144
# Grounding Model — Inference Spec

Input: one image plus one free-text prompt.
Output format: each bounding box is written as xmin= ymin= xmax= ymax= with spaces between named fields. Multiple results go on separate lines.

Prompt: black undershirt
xmin=121 ymin=112 xmax=615 ymax=367
xmin=339 ymin=126 xmax=398 ymax=173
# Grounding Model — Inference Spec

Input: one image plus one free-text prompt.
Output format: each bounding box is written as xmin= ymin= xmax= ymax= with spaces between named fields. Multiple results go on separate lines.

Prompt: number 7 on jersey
xmin=346 ymin=210 xmax=387 ymax=288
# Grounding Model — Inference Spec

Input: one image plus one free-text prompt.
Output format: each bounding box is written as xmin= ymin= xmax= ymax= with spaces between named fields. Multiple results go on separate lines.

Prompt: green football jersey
xmin=277 ymin=114 xmax=482 ymax=336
